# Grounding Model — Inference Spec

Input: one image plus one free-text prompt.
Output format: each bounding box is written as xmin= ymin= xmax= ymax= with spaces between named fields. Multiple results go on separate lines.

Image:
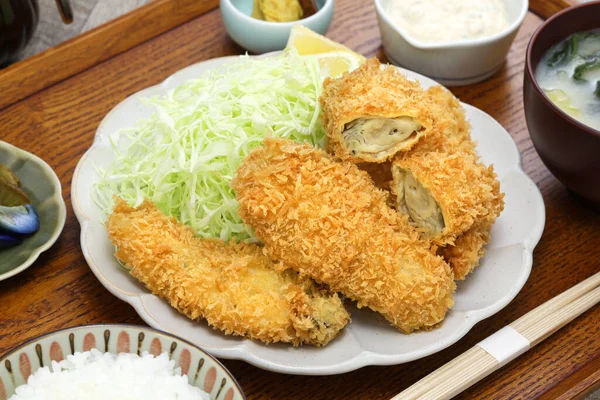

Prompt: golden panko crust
xmin=232 ymin=138 xmax=455 ymax=333
xmin=391 ymin=150 xmax=504 ymax=246
xmin=439 ymin=223 xmax=492 ymax=280
xmin=107 ymin=198 xmax=349 ymax=346
xmin=320 ymin=58 xmax=436 ymax=163
xmin=409 ymin=86 xmax=475 ymax=156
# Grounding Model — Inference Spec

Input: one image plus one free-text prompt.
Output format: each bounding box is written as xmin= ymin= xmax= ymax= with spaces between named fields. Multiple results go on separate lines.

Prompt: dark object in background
xmin=298 ymin=0 xmax=317 ymax=17
xmin=524 ymin=1 xmax=600 ymax=211
xmin=0 ymin=0 xmax=72 ymax=67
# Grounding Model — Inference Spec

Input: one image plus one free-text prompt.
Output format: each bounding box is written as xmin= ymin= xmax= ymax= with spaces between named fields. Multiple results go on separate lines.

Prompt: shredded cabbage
xmin=92 ymin=50 xmax=325 ymax=241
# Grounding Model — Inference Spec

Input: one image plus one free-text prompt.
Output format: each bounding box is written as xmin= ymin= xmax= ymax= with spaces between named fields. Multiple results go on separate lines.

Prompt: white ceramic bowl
xmin=374 ymin=0 xmax=529 ymax=86
xmin=220 ymin=0 xmax=334 ymax=54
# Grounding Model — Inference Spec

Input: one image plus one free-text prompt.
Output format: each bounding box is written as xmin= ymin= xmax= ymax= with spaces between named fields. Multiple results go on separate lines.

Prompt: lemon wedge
xmin=286 ymin=25 xmax=365 ymax=77
xmin=287 ymin=25 xmax=363 ymax=57
xmin=309 ymin=51 xmax=363 ymax=78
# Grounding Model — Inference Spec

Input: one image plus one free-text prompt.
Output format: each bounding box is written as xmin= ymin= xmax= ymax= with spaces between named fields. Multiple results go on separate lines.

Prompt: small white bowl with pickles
xmin=0 ymin=141 xmax=66 ymax=280
xmin=220 ymin=0 xmax=334 ymax=54
xmin=374 ymin=0 xmax=529 ymax=86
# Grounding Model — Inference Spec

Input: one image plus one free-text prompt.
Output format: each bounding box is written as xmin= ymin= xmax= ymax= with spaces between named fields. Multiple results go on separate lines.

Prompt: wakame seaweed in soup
xmin=535 ymin=29 xmax=600 ymax=131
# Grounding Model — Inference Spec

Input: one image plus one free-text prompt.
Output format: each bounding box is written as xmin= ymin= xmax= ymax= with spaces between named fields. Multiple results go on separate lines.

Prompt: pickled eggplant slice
xmin=0 ymin=233 xmax=22 ymax=249
xmin=0 ymin=179 xmax=30 ymax=207
xmin=0 ymin=162 xmax=20 ymax=187
xmin=0 ymin=204 xmax=40 ymax=236
xmin=342 ymin=116 xmax=422 ymax=156
xmin=394 ymin=168 xmax=445 ymax=235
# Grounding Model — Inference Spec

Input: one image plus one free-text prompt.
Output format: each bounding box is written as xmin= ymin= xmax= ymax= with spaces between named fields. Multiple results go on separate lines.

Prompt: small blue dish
xmin=220 ymin=0 xmax=334 ymax=54
xmin=0 ymin=141 xmax=66 ymax=281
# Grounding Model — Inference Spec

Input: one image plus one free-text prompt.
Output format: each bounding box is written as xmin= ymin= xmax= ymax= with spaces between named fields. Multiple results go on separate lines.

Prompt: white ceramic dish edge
xmin=373 ymin=0 xmax=529 ymax=85
xmin=374 ymin=0 xmax=529 ymax=50
xmin=71 ymin=55 xmax=545 ymax=375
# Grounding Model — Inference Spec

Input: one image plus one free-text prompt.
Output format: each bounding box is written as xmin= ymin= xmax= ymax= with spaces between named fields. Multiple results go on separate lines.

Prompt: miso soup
xmin=535 ymin=29 xmax=600 ymax=131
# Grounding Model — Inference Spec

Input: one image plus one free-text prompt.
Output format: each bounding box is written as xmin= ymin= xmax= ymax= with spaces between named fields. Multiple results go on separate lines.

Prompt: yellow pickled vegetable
xmin=251 ymin=0 xmax=265 ymax=20
xmin=252 ymin=0 xmax=303 ymax=22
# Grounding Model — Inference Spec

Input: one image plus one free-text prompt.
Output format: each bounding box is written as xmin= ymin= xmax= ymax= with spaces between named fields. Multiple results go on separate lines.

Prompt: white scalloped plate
xmin=72 ymin=55 xmax=545 ymax=375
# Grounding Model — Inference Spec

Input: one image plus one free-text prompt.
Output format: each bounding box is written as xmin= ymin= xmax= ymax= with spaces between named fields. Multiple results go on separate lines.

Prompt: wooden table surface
xmin=1 ymin=0 xmax=599 ymax=399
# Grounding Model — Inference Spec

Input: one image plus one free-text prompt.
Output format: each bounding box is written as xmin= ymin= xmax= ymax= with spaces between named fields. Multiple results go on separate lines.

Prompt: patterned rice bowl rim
xmin=0 ymin=324 xmax=246 ymax=400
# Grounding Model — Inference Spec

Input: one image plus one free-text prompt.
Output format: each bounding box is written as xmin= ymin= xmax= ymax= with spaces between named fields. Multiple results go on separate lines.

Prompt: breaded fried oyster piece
xmin=439 ymin=222 xmax=492 ymax=280
xmin=356 ymin=86 xmax=473 ymax=190
xmin=320 ymin=58 xmax=436 ymax=163
xmin=107 ymin=198 xmax=349 ymax=346
xmin=391 ymin=150 xmax=504 ymax=246
xmin=232 ymin=138 xmax=455 ymax=333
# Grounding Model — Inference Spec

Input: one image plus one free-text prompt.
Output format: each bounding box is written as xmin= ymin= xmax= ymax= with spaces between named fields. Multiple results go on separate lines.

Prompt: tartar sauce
xmin=386 ymin=0 xmax=510 ymax=44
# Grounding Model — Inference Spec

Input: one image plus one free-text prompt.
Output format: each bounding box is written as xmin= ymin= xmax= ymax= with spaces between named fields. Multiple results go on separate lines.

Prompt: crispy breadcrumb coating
xmin=107 ymin=198 xmax=349 ymax=346
xmin=344 ymin=86 xmax=501 ymax=278
xmin=439 ymin=223 xmax=492 ymax=280
xmin=391 ymin=150 xmax=504 ymax=246
xmin=232 ymin=138 xmax=455 ymax=333
xmin=409 ymin=86 xmax=475 ymax=156
xmin=320 ymin=58 xmax=436 ymax=163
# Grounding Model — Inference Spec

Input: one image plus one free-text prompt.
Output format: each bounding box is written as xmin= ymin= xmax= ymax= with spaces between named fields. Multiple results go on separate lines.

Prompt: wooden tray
xmin=0 ymin=0 xmax=218 ymax=110
xmin=1 ymin=0 xmax=599 ymax=399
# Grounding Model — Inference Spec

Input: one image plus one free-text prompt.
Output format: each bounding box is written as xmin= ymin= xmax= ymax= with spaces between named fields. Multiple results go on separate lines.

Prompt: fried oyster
xmin=107 ymin=198 xmax=349 ymax=346
xmin=438 ymin=222 xmax=493 ymax=280
xmin=320 ymin=58 xmax=436 ymax=163
xmin=232 ymin=138 xmax=455 ymax=333
xmin=391 ymin=150 xmax=504 ymax=246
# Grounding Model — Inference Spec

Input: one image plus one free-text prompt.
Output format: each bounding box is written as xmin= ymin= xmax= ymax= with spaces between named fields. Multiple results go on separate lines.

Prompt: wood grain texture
xmin=0 ymin=0 xmax=218 ymax=111
xmin=529 ymin=0 xmax=579 ymax=19
xmin=544 ymin=356 xmax=600 ymax=400
xmin=0 ymin=1 xmax=600 ymax=400
xmin=397 ymin=273 xmax=600 ymax=399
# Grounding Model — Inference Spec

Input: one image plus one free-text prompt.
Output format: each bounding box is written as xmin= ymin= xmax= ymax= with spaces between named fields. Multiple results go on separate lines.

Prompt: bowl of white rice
xmin=0 ymin=325 xmax=245 ymax=400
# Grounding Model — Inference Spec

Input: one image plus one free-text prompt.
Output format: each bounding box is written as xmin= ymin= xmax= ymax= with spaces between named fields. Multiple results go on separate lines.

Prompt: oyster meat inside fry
xmin=391 ymin=150 xmax=504 ymax=246
xmin=394 ymin=168 xmax=445 ymax=235
xmin=343 ymin=116 xmax=422 ymax=156
xmin=320 ymin=58 xmax=435 ymax=163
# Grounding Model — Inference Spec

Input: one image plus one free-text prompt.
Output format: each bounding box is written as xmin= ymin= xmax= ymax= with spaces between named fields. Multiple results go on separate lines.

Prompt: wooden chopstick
xmin=392 ymin=271 xmax=600 ymax=400
xmin=512 ymin=271 xmax=600 ymax=341
xmin=529 ymin=0 xmax=579 ymax=20
xmin=517 ymin=285 xmax=600 ymax=346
